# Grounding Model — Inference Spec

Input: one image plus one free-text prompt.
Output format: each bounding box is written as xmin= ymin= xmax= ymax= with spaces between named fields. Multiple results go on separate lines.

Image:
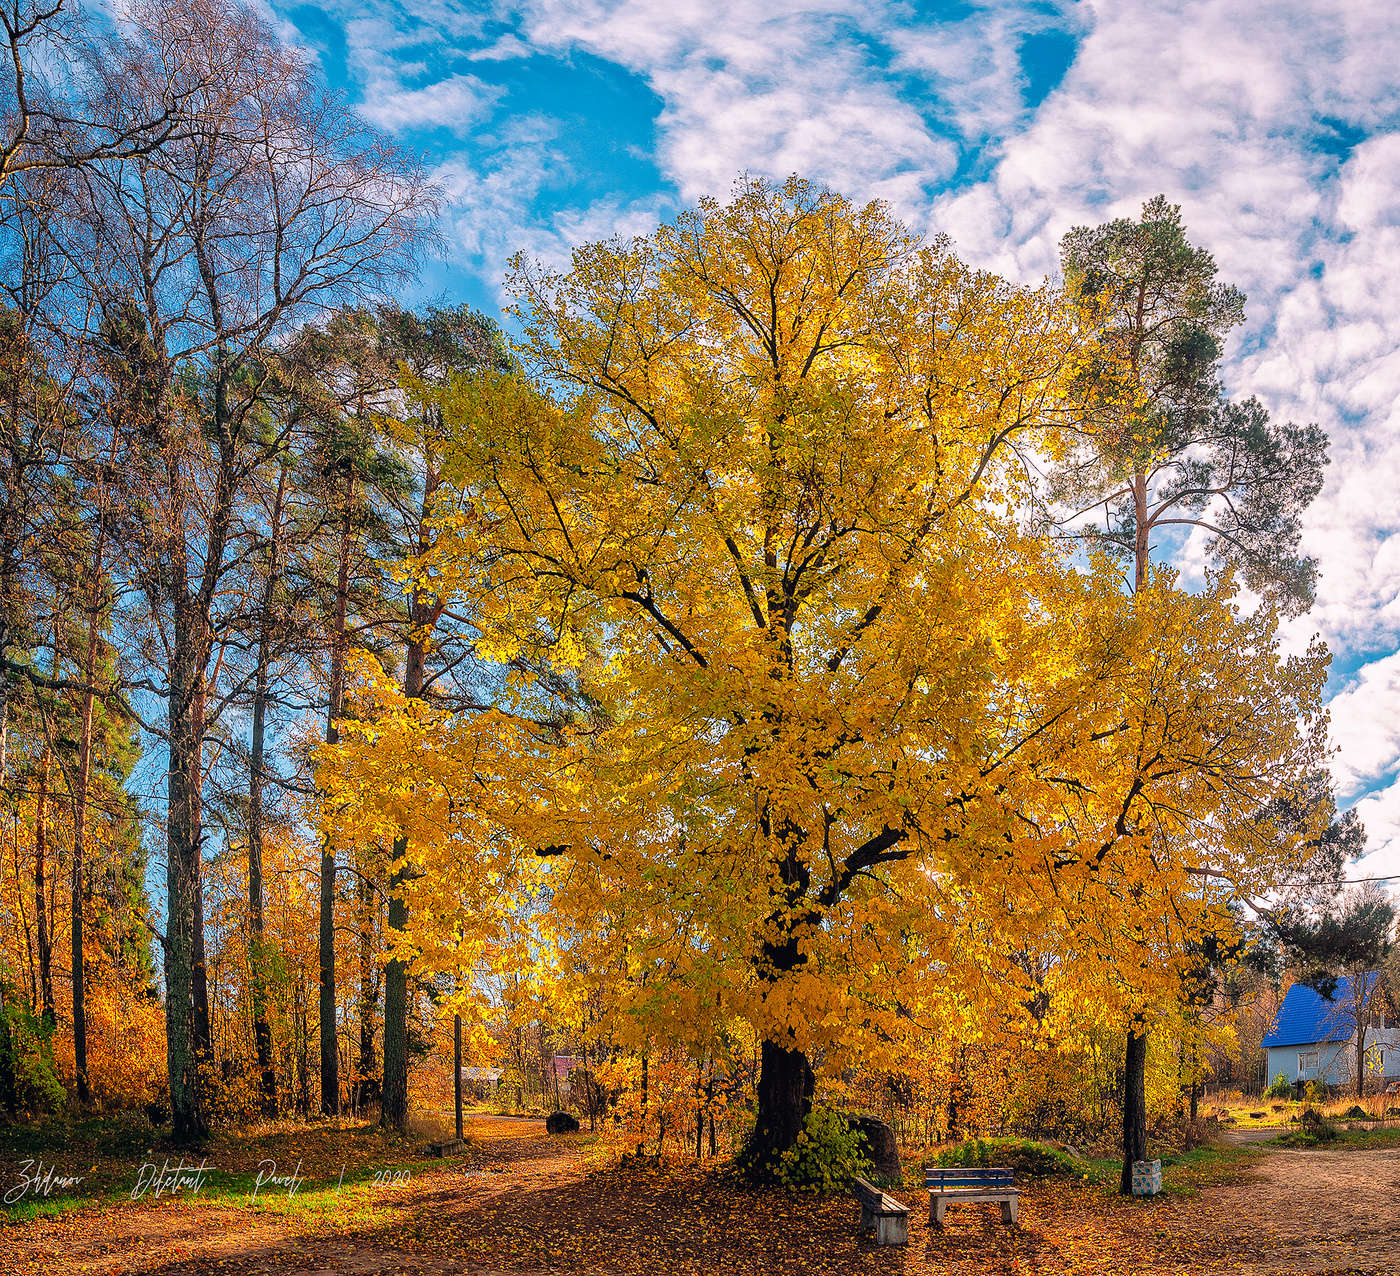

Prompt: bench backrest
xmin=925 ymin=1166 xmax=1014 ymax=1189
xmin=851 ymin=1175 xmax=882 ymax=1202
xmin=851 ymin=1175 xmax=906 ymax=1214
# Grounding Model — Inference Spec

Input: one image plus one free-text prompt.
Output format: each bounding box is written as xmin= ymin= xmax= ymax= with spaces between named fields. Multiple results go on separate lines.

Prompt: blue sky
xmin=265 ymin=0 xmax=1400 ymax=880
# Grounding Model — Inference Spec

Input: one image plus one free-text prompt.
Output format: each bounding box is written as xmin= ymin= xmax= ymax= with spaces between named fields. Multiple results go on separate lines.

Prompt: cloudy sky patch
xmin=278 ymin=0 xmax=1400 ymax=881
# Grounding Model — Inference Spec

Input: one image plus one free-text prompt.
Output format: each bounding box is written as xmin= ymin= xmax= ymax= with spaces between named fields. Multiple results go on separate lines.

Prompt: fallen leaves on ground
xmin=2 ymin=1117 xmax=1397 ymax=1275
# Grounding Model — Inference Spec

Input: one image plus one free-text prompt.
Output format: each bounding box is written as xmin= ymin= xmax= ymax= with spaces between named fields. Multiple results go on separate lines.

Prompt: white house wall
xmin=1266 ymin=1027 xmax=1400 ymax=1087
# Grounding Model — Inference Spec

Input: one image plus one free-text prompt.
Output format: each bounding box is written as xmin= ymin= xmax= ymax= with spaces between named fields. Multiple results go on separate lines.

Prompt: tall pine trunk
xmin=380 ymin=638 xmax=424 ymax=1134
xmin=1118 ymin=467 xmax=1151 ymax=1193
xmin=70 ymin=501 xmax=108 ymax=1107
xmin=381 ymin=439 xmax=440 ymax=1136
xmin=356 ymin=861 xmax=378 ymax=1110
xmin=246 ymin=649 xmax=276 ymax=1112
xmin=380 ymin=845 xmax=410 ymax=1132
xmin=165 ymin=608 xmax=208 ymax=1143
xmin=319 ymin=477 xmax=354 ymax=1117
xmin=34 ymin=750 xmax=54 ymax=1026
xmin=247 ymin=463 xmax=288 ymax=1115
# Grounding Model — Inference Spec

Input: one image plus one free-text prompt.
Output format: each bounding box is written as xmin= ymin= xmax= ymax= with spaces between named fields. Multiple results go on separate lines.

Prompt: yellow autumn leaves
xmin=316 ymin=177 xmax=1328 ymax=1089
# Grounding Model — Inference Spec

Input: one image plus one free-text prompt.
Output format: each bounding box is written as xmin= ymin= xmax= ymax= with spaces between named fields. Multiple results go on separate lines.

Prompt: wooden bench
xmin=925 ymin=1166 xmax=1019 ymax=1226
xmin=851 ymin=1175 xmax=909 ymax=1246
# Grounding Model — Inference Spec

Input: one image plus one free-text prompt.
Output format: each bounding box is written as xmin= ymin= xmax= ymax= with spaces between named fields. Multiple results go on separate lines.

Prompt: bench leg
xmin=859 ymin=1202 xmax=873 ymax=1232
xmin=1001 ymin=1198 xmax=1017 ymax=1226
xmin=875 ymin=1213 xmax=908 ymax=1246
xmin=931 ymin=1196 xmax=947 ymax=1227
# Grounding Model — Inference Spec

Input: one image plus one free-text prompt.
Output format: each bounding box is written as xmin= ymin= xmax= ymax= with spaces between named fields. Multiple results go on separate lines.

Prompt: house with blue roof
xmin=1262 ymin=973 xmax=1400 ymax=1090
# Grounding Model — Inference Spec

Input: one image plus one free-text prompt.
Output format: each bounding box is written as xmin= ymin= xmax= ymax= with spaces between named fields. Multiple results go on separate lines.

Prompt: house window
xmin=1298 ymin=1050 xmax=1319 ymax=1075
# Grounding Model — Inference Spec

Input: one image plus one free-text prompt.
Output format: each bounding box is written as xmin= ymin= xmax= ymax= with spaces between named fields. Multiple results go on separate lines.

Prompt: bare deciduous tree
xmin=53 ymin=0 xmax=436 ymax=1142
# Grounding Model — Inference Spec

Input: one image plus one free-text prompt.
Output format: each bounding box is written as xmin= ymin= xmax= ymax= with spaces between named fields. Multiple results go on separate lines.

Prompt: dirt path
xmin=4 ymin=1120 xmax=1400 ymax=1275
xmin=1164 ymin=1145 xmax=1400 ymax=1273
xmin=0 ymin=1116 xmax=582 ymax=1276
xmin=1221 ymin=1126 xmax=1291 ymax=1145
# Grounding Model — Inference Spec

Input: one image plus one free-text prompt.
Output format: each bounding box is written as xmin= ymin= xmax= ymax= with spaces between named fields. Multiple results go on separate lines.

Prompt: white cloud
xmin=515 ymin=0 xmax=966 ymax=216
xmin=1328 ymin=651 xmax=1400 ymax=798
xmin=915 ymin=1 xmax=1400 ymax=867
xmin=434 ymin=117 xmax=666 ymax=291
xmin=312 ymin=0 xmax=1400 ymax=870
xmin=360 ymin=73 xmax=504 ymax=134
xmin=1347 ymin=783 xmax=1400 ymax=884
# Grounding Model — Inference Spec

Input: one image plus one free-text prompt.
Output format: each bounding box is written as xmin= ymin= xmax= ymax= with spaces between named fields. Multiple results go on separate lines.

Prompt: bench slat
xmin=926 ymin=1179 xmax=1014 ymax=1187
xmin=927 ymin=1187 xmax=1020 ymax=1198
xmin=924 ymin=1176 xmax=1013 ymax=1187
xmin=926 ymin=1167 xmax=1013 ymax=1184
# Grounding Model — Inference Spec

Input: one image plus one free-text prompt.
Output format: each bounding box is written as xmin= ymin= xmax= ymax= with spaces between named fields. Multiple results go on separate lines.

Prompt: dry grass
xmin=1208 ymin=1089 xmax=1400 ymax=1131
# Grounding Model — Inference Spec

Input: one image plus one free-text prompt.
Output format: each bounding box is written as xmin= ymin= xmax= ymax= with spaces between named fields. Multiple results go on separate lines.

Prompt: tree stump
xmin=847 ymin=1114 xmax=901 ymax=1184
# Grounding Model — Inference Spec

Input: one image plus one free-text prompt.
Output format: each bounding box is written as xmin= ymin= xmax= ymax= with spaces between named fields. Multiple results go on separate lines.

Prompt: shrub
xmin=771 ymin=1107 xmax=871 ymax=1195
xmin=1342 ymin=1104 xmax=1367 ymax=1119
xmin=1264 ymin=1075 xmax=1292 ymax=1100
xmin=935 ymin=1137 xmax=1083 ymax=1178
xmin=1303 ymin=1081 xmax=1326 ymax=1104
xmin=1299 ymin=1107 xmax=1337 ymax=1140
xmin=545 ymin=1111 xmax=580 ymax=1134
xmin=0 ymin=998 xmax=65 ymax=1115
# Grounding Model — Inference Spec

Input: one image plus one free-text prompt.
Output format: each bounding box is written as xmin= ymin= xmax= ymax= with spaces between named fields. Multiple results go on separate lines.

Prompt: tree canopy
xmin=318 ymin=177 xmax=1331 ymax=1171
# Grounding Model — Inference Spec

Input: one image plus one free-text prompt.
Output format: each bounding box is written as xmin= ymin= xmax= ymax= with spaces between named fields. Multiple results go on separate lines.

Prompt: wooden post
xmin=454 ymin=1012 xmax=463 ymax=1142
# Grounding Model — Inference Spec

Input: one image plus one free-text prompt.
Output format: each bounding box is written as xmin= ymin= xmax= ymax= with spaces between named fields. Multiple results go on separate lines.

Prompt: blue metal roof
xmin=1261 ymin=974 xmax=1374 ymax=1049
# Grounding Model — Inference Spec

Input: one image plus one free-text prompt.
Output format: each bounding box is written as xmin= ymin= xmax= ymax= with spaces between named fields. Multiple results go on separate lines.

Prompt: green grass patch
xmin=1063 ymin=1144 xmax=1262 ymax=1201
xmin=933 ymin=1137 xmax=1088 ymax=1179
xmin=1272 ymin=1124 xmax=1400 ymax=1151
xmin=1156 ymin=1144 xmax=1262 ymax=1196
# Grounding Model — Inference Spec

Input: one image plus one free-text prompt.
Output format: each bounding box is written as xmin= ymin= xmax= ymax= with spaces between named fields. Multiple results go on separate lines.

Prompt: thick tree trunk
xmin=380 ymin=847 xmax=409 ymax=1133
xmin=1119 ymin=1029 xmax=1148 ymax=1194
xmin=165 ymin=716 xmax=205 ymax=1139
xmin=745 ymin=820 xmax=816 ymax=1175
xmin=750 ymin=1039 xmax=815 ymax=1168
xmin=166 ymin=590 xmax=211 ymax=1144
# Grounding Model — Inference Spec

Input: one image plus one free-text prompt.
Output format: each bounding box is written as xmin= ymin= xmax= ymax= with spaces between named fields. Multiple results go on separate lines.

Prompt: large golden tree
xmin=320 ymin=178 xmax=1326 ymax=1168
